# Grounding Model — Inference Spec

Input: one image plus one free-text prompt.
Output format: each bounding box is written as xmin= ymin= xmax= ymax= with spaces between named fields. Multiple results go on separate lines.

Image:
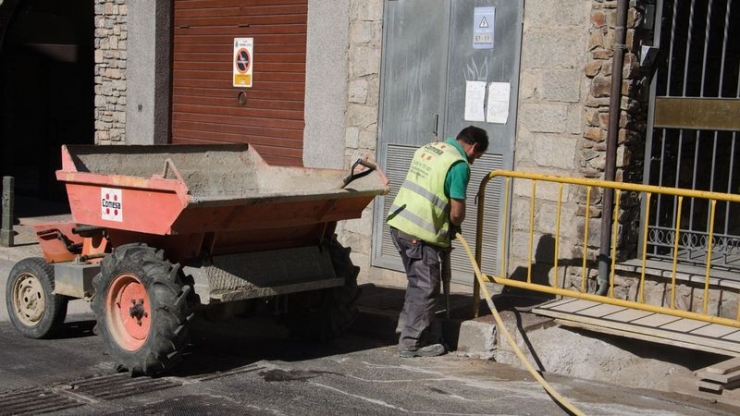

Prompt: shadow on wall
xmin=494 ymin=234 xmax=598 ymax=310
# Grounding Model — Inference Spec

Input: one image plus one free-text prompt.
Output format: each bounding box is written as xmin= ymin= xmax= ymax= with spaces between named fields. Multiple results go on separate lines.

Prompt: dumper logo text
xmin=101 ymin=188 xmax=123 ymax=222
xmin=102 ymin=200 xmax=121 ymax=209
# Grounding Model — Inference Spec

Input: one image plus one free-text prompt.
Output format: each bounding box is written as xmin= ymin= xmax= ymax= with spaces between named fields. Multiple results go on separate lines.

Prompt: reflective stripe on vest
xmin=387 ymin=141 xmax=467 ymax=246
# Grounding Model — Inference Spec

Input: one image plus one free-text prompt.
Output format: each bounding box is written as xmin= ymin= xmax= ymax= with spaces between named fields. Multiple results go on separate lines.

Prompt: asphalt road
xmin=1 ymin=256 xmax=738 ymax=415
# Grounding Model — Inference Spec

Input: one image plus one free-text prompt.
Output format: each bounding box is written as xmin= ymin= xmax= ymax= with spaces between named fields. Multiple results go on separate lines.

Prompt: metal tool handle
xmin=341 ymin=158 xmax=377 ymax=188
xmin=72 ymin=224 xmax=106 ymax=237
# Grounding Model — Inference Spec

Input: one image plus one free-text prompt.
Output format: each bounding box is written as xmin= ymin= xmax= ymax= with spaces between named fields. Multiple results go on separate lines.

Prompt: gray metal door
xmin=373 ymin=0 xmax=523 ymax=283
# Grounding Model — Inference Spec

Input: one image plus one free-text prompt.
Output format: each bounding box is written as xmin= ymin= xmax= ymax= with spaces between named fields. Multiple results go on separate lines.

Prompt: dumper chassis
xmin=4 ymin=144 xmax=388 ymax=375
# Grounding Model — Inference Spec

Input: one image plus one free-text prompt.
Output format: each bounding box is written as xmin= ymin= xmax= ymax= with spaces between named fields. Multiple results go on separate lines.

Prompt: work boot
xmin=398 ymin=343 xmax=446 ymax=358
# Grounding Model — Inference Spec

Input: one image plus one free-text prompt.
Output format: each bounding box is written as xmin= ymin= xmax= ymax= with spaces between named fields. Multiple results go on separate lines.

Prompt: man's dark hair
xmin=457 ymin=126 xmax=489 ymax=153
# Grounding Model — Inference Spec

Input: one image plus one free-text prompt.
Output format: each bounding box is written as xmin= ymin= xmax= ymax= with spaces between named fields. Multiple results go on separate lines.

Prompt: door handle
xmin=432 ymin=114 xmax=439 ymax=136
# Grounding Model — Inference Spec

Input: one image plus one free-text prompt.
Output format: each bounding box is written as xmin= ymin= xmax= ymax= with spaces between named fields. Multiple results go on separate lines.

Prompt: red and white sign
xmin=101 ymin=188 xmax=123 ymax=222
xmin=233 ymin=38 xmax=253 ymax=87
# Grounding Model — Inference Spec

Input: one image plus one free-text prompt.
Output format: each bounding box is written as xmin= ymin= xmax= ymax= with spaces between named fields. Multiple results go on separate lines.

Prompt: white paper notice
xmin=464 ymin=81 xmax=486 ymax=122
xmin=486 ymin=82 xmax=510 ymax=124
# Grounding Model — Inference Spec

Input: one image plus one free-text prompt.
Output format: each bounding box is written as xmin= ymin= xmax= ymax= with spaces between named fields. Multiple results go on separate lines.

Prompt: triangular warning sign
xmin=479 ymin=17 xmax=489 ymax=28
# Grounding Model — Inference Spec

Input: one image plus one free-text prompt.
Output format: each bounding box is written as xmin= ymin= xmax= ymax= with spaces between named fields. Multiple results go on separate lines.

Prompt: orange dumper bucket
xmin=56 ymin=144 xmax=389 ymax=262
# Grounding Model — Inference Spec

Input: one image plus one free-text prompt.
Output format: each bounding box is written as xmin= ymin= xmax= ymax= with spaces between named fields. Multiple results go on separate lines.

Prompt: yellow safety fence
xmin=470 ymin=170 xmax=740 ymax=328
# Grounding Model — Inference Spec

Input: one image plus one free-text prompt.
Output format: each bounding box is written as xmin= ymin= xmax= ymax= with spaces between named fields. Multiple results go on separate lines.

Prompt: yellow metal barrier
xmin=472 ymin=170 xmax=740 ymax=328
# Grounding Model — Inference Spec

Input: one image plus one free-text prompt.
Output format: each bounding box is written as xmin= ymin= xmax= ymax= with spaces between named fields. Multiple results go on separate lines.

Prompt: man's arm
xmin=450 ymin=198 xmax=466 ymax=227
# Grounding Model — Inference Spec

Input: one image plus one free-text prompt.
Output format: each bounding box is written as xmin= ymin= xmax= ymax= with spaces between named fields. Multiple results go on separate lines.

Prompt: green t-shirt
xmin=444 ymin=138 xmax=470 ymax=200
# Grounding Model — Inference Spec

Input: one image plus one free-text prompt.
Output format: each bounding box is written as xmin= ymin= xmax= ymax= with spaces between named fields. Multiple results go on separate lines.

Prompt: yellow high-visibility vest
xmin=387 ymin=141 xmax=467 ymax=247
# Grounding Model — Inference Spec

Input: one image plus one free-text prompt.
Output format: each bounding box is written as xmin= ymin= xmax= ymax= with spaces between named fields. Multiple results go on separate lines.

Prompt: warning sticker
xmin=101 ymin=188 xmax=123 ymax=222
xmin=473 ymin=7 xmax=495 ymax=50
xmin=233 ymin=38 xmax=254 ymax=87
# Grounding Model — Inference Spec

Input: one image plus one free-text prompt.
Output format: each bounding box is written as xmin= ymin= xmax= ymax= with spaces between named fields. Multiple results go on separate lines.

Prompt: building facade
xmin=4 ymin=0 xmax=736 ymax=298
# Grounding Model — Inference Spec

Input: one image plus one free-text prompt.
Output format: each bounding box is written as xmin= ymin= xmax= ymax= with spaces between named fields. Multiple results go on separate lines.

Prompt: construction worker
xmin=387 ymin=126 xmax=489 ymax=357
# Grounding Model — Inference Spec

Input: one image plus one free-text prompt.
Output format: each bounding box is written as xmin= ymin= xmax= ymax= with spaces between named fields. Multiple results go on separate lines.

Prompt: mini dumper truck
xmin=5 ymin=143 xmax=389 ymax=375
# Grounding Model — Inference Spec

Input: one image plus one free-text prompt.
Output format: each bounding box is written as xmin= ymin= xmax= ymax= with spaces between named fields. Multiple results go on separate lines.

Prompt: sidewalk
xmin=0 ymin=216 xmax=64 ymax=262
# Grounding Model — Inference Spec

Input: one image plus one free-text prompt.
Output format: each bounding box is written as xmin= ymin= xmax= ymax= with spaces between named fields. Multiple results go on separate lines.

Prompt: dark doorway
xmin=0 ymin=0 xmax=94 ymax=215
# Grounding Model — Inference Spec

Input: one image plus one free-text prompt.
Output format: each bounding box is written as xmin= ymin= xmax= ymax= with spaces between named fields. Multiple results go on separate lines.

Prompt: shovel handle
xmin=342 ymin=158 xmax=377 ymax=188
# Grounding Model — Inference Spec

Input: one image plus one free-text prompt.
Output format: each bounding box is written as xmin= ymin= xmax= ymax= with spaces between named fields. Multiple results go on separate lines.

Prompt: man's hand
xmin=449 ymin=224 xmax=462 ymax=240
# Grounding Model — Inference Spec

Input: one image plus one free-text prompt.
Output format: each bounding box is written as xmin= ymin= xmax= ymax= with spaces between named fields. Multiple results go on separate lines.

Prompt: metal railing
xmin=471 ymin=170 xmax=740 ymax=328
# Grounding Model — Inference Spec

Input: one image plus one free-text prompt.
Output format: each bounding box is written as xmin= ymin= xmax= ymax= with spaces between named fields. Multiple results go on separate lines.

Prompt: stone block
xmin=589 ymin=29 xmax=604 ymax=50
xmin=525 ymin=0 xmax=589 ymax=27
xmin=456 ymin=318 xmax=496 ymax=359
xmin=591 ymin=75 xmax=612 ymax=97
xmin=592 ymin=48 xmax=614 ymax=60
xmin=349 ymin=45 xmax=380 ymax=77
xmin=347 ymin=104 xmax=378 ymax=130
xmin=520 ymin=104 xmax=568 ymax=133
xmin=583 ymin=127 xmax=603 ymax=142
xmin=359 ymin=129 xmax=377 ymax=150
xmin=345 ymin=127 xmax=360 ymax=149
xmin=542 ymin=70 xmax=581 ymax=103
xmin=532 ymin=136 xmax=577 ymax=170
xmin=350 ymin=21 xmax=374 ymax=44
xmin=349 ymin=79 xmax=368 ymax=104
xmin=592 ymin=10 xmax=607 ymax=27
xmin=567 ymin=106 xmax=583 ymax=135
xmin=535 ymin=202 xmax=579 ymax=239
xmin=522 ymin=29 xmax=585 ymax=69
xmin=585 ymin=60 xmax=602 ymax=77
xmin=518 ymin=72 xmax=539 ymax=100
xmin=351 ymin=0 xmax=383 ymax=21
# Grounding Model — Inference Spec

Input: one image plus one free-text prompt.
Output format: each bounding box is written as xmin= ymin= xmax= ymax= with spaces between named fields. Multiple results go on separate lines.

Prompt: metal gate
xmin=644 ymin=0 xmax=740 ymax=270
xmin=372 ymin=0 xmax=523 ymax=283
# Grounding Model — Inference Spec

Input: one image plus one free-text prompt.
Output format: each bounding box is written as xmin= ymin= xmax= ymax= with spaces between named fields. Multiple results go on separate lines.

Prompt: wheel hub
xmin=14 ymin=275 xmax=45 ymax=325
xmin=128 ymin=298 xmax=148 ymax=325
xmin=107 ymin=274 xmax=151 ymax=351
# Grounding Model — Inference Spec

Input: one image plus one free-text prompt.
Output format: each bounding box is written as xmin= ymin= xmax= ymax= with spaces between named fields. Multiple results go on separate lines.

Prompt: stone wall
xmin=580 ymin=0 xmax=651 ymax=263
xmin=337 ymin=0 xmax=384 ymax=278
xmin=508 ymin=0 xmax=651 ymax=282
xmin=94 ymin=0 xmax=127 ymax=145
xmin=510 ymin=0 xmax=592 ymax=273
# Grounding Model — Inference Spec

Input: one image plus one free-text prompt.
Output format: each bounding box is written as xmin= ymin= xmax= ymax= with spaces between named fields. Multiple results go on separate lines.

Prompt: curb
xmin=352 ymin=284 xmax=492 ymax=356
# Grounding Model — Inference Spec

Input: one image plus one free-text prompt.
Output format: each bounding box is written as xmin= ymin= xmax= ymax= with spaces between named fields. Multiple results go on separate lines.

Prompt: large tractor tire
xmin=6 ymin=257 xmax=68 ymax=339
xmin=284 ymin=237 xmax=361 ymax=341
xmin=92 ymin=243 xmax=192 ymax=375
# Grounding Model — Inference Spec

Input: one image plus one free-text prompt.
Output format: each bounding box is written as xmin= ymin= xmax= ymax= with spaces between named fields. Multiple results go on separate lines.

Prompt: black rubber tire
xmin=5 ymin=257 xmax=68 ymax=339
xmin=92 ymin=243 xmax=193 ymax=375
xmin=284 ymin=237 xmax=361 ymax=341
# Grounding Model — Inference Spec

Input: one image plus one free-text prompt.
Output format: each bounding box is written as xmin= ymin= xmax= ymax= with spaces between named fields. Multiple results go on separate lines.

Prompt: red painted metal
xmin=48 ymin=144 xmax=389 ymax=264
xmin=33 ymin=222 xmax=83 ymax=263
xmin=107 ymin=273 xmax=150 ymax=351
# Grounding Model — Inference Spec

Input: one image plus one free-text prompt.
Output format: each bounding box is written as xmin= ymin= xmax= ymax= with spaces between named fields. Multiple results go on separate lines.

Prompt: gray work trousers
xmin=390 ymin=227 xmax=443 ymax=350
